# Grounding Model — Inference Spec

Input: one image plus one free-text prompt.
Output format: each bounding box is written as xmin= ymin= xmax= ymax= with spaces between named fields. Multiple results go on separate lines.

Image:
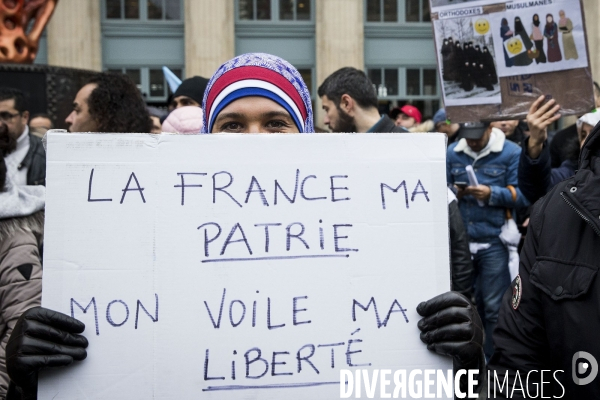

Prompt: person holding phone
xmin=446 ymin=121 xmax=529 ymax=361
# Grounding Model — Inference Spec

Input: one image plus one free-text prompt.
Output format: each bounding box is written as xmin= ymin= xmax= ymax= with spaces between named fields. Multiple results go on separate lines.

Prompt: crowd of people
xmin=1 ymin=51 xmax=599 ymax=398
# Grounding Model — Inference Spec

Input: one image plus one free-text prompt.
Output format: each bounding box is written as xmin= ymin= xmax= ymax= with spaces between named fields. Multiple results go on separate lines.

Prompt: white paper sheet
xmin=39 ymin=133 xmax=452 ymax=399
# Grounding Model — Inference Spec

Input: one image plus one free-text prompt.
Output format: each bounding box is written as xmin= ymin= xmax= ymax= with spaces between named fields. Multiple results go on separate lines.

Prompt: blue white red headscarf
xmin=201 ymin=53 xmax=314 ymax=133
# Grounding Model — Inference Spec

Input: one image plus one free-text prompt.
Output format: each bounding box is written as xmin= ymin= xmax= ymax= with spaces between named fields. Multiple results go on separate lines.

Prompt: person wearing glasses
xmin=0 ymin=88 xmax=45 ymax=186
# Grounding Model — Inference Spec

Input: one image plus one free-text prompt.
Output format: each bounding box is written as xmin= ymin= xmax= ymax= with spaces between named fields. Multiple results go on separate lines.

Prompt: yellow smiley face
xmin=506 ymin=37 xmax=524 ymax=55
xmin=474 ymin=18 xmax=490 ymax=35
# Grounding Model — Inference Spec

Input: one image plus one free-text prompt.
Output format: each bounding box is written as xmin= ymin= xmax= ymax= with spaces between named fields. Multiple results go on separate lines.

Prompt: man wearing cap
xmin=433 ymin=108 xmax=461 ymax=145
xmin=390 ymin=105 xmax=422 ymax=129
xmin=318 ymin=67 xmax=408 ymax=133
xmin=169 ymin=76 xmax=209 ymax=111
xmin=446 ymin=121 xmax=529 ymax=361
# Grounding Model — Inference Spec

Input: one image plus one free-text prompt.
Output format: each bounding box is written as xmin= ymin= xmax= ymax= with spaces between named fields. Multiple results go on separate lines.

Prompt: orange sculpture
xmin=0 ymin=0 xmax=58 ymax=63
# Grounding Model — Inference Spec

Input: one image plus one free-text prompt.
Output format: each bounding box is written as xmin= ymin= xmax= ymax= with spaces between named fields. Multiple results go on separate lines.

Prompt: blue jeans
xmin=472 ymin=239 xmax=510 ymax=361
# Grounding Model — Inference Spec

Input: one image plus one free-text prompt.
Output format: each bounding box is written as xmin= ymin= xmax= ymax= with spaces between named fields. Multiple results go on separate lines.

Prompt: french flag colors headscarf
xmin=201 ymin=53 xmax=314 ymax=133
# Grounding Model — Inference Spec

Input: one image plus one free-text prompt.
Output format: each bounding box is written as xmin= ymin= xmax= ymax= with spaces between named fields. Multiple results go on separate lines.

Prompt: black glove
xmin=416 ymin=291 xmax=484 ymax=368
xmin=6 ymin=307 xmax=88 ymax=400
xmin=417 ymin=292 xmax=485 ymax=398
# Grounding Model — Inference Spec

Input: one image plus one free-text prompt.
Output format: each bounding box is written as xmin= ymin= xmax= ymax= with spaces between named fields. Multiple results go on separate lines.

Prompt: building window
xmin=404 ymin=68 xmax=438 ymax=96
xmin=238 ymin=0 xmax=271 ymax=20
xmin=367 ymin=0 xmax=397 ymax=22
xmin=366 ymin=0 xmax=430 ymax=23
xmin=237 ymin=0 xmax=313 ymax=21
xmin=367 ymin=67 xmax=440 ymax=119
xmin=280 ymin=0 xmax=311 ymax=21
xmin=107 ymin=67 xmax=183 ymax=103
xmin=368 ymin=67 xmax=438 ymax=97
xmin=105 ymin=0 xmax=181 ymax=21
xmin=369 ymin=68 xmax=399 ymax=97
xmin=405 ymin=0 xmax=430 ymax=22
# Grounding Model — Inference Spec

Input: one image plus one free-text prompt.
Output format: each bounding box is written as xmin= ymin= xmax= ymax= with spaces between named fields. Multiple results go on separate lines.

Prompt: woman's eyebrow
xmin=261 ymin=111 xmax=293 ymax=119
xmin=215 ymin=112 xmax=247 ymax=120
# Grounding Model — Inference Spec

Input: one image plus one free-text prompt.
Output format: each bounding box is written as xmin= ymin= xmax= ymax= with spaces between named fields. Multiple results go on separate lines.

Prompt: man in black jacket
xmin=0 ymin=88 xmax=45 ymax=186
xmin=486 ymin=115 xmax=600 ymax=397
xmin=318 ymin=67 xmax=408 ymax=133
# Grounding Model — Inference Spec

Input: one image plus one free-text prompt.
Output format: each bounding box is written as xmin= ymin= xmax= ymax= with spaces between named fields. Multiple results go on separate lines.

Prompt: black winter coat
xmin=20 ymin=135 xmax=45 ymax=186
xmin=488 ymin=121 xmax=600 ymax=398
xmin=370 ymin=115 xmax=409 ymax=133
xmin=448 ymin=196 xmax=473 ymax=297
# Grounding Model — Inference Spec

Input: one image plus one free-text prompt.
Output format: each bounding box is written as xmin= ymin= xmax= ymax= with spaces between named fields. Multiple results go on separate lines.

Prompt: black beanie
xmin=173 ymin=76 xmax=210 ymax=105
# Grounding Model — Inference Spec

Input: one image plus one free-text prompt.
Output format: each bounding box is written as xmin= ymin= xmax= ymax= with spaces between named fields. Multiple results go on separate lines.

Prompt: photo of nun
xmin=460 ymin=42 xmax=474 ymax=92
xmin=472 ymin=45 xmax=484 ymax=89
xmin=544 ymin=14 xmax=562 ymax=62
xmin=453 ymin=41 xmax=464 ymax=74
xmin=559 ymin=10 xmax=578 ymax=60
xmin=531 ymin=14 xmax=547 ymax=64
xmin=500 ymin=18 xmax=514 ymax=67
xmin=441 ymin=38 xmax=454 ymax=81
xmin=513 ymin=16 xmax=534 ymax=66
xmin=482 ymin=46 xmax=498 ymax=87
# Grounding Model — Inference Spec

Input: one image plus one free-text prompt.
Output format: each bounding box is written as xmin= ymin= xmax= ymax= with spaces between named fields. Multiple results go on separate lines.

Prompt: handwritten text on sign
xmin=40 ymin=133 xmax=452 ymax=399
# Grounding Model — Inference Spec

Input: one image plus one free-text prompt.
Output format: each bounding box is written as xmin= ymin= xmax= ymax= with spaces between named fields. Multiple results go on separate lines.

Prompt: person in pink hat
xmin=161 ymin=106 xmax=204 ymax=134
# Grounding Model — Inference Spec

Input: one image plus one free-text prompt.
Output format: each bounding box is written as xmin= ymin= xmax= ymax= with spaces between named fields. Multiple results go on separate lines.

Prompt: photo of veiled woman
xmin=531 ymin=14 xmax=547 ymax=64
xmin=544 ymin=13 xmax=562 ymax=63
xmin=559 ymin=10 xmax=578 ymax=60
xmin=490 ymin=0 xmax=588 ymax=77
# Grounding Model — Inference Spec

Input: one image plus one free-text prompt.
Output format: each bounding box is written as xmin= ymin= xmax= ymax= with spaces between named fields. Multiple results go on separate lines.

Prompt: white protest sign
xmin=39 ymin=133 xmax=452 ymax=399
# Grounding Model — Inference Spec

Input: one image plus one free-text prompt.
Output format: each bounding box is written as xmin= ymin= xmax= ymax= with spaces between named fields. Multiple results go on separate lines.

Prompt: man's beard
xmin=330 ymin=107 xmax=357 ymax=133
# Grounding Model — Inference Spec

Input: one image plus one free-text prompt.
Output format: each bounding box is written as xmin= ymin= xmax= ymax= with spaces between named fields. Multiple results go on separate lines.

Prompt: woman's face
xmin=211 ymin=96 xmax=300 ymax=134
xmin=533 ymin=15 xmax=539 ymax=22
xmin=579 ymin=123 xmax=593 ymax=148
xmin=547 ymin=15 xmax=553 ymax=23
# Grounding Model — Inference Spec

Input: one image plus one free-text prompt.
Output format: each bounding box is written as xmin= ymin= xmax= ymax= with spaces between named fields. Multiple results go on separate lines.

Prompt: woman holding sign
xmin=4 ymin=53 xmax=483 ymax=399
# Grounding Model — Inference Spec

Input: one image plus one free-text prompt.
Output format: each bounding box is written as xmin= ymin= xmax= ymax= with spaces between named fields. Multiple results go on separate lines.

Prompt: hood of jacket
xmin=0 ymin=209 xmax=44 ymax=244
xmin=561 ymin=121 xmax=600 ymax=236
xmin=579 ymin=120 xmax=600 ymax=170
xmin=0 ymin=173 xmax=45 ymax=220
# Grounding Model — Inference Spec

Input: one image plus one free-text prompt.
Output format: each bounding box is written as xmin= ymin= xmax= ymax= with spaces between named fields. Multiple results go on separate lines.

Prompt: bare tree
xmin=438 ymin=20 xmax=450 ymax=39
xmin=454 ymin=18 xmax=472 ymax=43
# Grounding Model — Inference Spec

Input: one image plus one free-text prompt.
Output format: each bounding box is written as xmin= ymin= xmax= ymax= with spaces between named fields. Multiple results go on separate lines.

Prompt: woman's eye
xmin=266 ymin=120 xmax=290 ymax=129
xmin=220 ymin=122 xmax=243 ymax=132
